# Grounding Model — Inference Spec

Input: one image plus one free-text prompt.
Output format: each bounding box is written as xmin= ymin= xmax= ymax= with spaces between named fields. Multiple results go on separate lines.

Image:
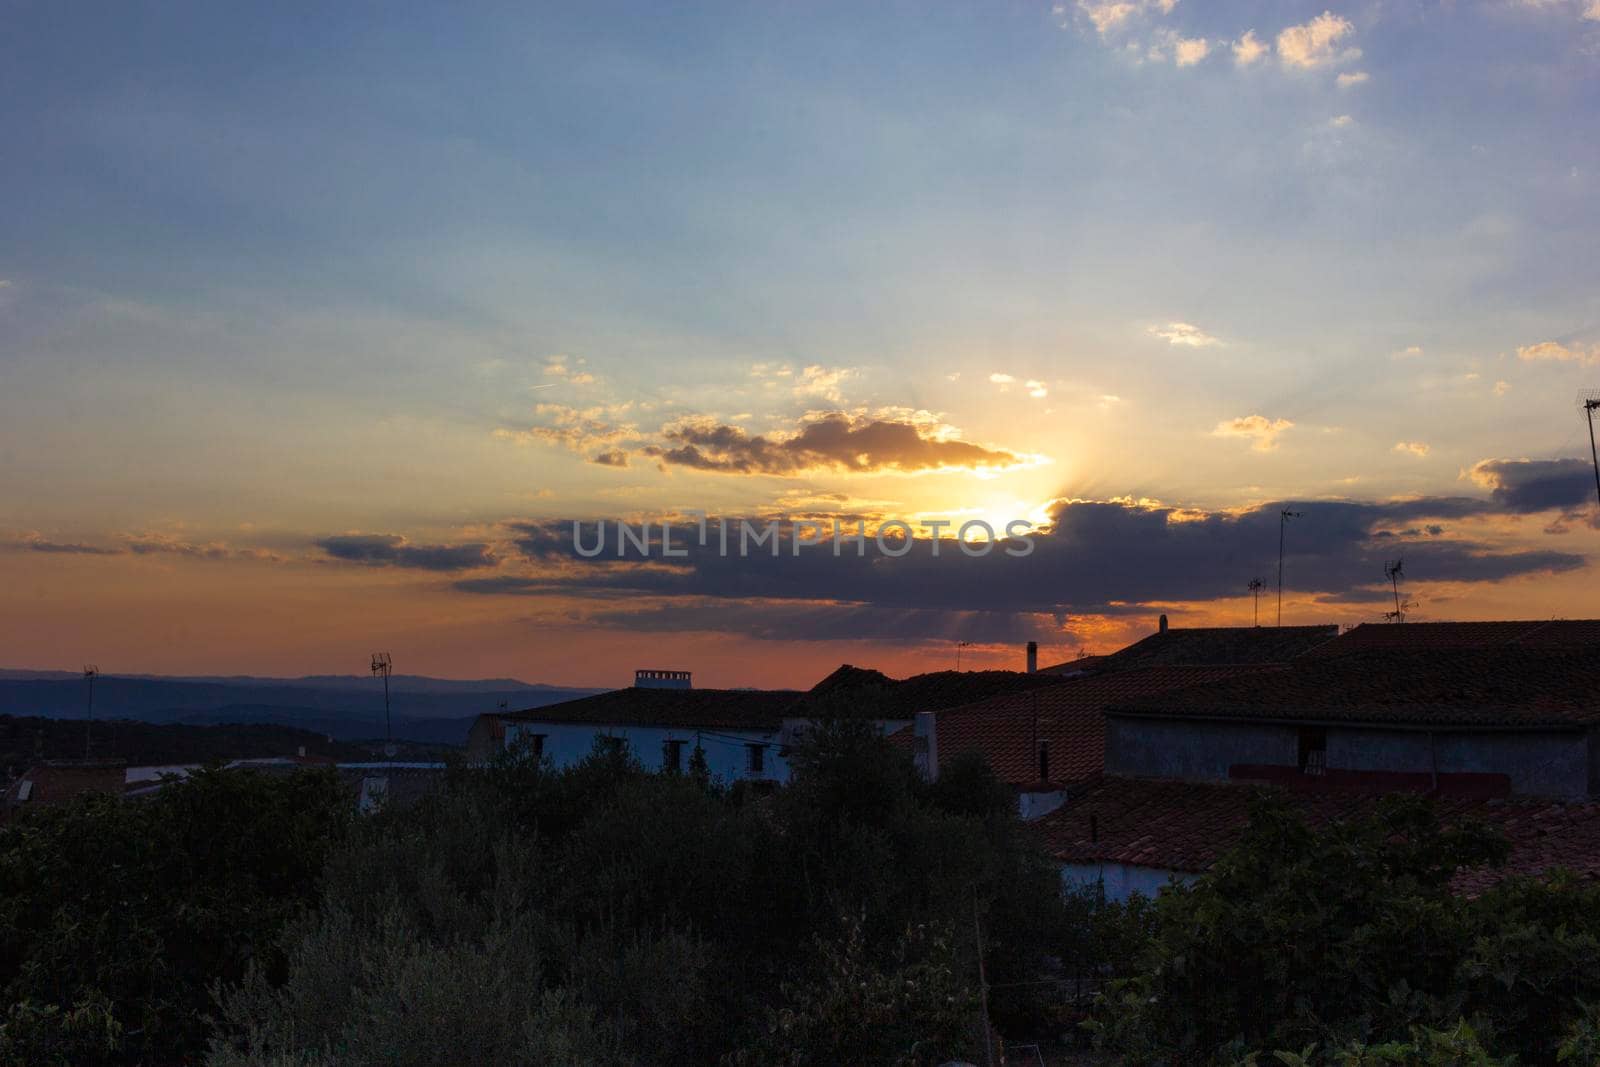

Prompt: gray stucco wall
xmin=1330 ymin=726 xmax=1588 ymax=798
xmin=1107 ymin=715 xmax=1592 ymax=798
xmin=1105 ymin=717 xmax=1297 ymax=780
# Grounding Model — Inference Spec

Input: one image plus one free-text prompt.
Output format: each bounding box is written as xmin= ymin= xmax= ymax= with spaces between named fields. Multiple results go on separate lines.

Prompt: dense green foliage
xmin=207 ymin=723 xmax=1054 ymax=1066
xmin=0 ymin=767 xmax=352 ymax=1065
xmin=1088 ymin=793 xmax=1600 ymax=1064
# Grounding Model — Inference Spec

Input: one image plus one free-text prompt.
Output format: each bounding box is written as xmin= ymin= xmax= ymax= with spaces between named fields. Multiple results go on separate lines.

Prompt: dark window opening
xmin=599 ymin=735 xmax=624 ymax=756
xmin=1298 ymin=726 xmax=1327 ymax=776
xmin=663 ymin=739 xmax=685 ymax=773
xmin=1037 ymin=739 xmax=1051 ymax=783
xmin=746 ymin=743 xmax=766 ymax=776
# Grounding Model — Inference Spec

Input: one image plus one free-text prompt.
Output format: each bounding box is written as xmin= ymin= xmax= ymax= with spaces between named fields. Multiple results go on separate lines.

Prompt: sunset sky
xmin=4 ymin=1 xmax=1599 ymax=688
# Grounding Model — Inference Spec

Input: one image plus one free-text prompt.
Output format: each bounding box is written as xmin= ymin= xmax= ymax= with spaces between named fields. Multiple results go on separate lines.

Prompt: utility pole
xmin=956 ymin=641 xmax=972 ymax=672
xmin=371 ymin=653 xmax=393 ymax=759
xmin=1277 ymin=508 xmax=1301 ymax=628
xmin=1247 ymin=578 xmax=1265 ymax=627
xmin=82 ymin=665 xmax=98 ymax=759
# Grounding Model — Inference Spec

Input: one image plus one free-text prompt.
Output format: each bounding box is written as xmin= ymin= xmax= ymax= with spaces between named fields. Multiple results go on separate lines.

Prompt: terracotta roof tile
xmin=1038 ymin=776 xmax=1600 ymax=893
xmin=1110 ymin=646 xmax=1600 ymax=727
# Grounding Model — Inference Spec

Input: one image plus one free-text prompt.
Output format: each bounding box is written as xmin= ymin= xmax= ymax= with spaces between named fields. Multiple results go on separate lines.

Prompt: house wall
xmin=1107 ymin=716 xmax=1592 ymax=798
xmin=1060 ymin=862 xmax=1196 ymax=902
xmin=1105 ymin=717 xmax=1297 ymax=780
xmin=1329 ymin=726 xmax=1588 ymax=798
xmin=502 ymin=720 xmax=789 ymax=783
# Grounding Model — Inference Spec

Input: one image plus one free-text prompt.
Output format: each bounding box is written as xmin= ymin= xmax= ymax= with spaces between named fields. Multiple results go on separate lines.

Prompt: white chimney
xmin=1026 ymin=641 xmax=1038 ymax=674
xmin=914 ymin=711 xmax=939 ymax=782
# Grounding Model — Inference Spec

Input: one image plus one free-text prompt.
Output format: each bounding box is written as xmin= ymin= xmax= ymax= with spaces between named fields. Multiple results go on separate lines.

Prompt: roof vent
xmin=635 ymin=669 xmax=692 ymax=690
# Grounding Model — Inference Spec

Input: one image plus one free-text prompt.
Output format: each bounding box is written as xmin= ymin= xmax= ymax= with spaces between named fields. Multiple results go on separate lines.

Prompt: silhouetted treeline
xmin=0 ymin=714 xmax=367 ymax=769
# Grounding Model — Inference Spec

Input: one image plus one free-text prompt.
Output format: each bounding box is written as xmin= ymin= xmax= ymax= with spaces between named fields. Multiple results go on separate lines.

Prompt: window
xmin=1037 ymin=739 xmax=1051 ymax=783
xmin=1298 ymin=726 xmax=1327 ymax=775
xmin=745 ymin=743 xmax=766 ymax=776
xmin=599 ymin=735 xmax=625 ymax=756
xmin=663 ymin=739 xmax=685 ymax=773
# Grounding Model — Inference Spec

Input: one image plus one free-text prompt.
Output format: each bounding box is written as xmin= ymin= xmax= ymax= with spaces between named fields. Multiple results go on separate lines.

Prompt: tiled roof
xmin=1038 ymin=776 xmax=1600 ymax=893
xmin=1037 ymin=654 xmax=1112 ymax=676
xmin=895 ymin=665 xmax=1272 ymax=788
xmin=1109 ymin=646 xmax=1600 ymax=727
xmin=1098 ymin=625 xmax=1340 ymax=668
xmin=499 ymin=687 xmax=796 ymax=731
xmin=789 ymin=665 xmax=1071 ymax=720
xmin=4 ymin=759 xmax=128 ymax=808
xmin=1303 ymin=619 xmax=1600 ymax=658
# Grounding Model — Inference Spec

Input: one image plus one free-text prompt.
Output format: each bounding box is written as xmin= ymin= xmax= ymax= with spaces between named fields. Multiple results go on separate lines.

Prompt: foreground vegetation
xmin=6 ymin=725 xmax=1600 ymax=1064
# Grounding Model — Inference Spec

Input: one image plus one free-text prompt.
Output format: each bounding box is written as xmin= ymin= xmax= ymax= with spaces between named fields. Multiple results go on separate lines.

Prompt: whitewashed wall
xmin=503 ymin=720 xmax=790 ymax=784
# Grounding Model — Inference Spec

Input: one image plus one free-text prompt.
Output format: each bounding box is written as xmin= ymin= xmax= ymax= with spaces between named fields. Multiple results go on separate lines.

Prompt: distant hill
xmin=0 ymin=671 xmax=605 ymax=746
xmin=0 ymin=714 xmax=368 ymax=768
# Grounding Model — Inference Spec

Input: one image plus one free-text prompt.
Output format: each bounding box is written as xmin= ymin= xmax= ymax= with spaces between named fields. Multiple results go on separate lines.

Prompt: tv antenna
xmin=83 ymin=665 xmax=98 ymax=758
xmin=370 ymin=653 xmax=394 ymax=758
xmin=1582 ymin=392 xmax=1600 ymax=510
xmin=1277 ymin=508 xmax=1302 ymax=628
xmin=955 ymin=641 xmax=972 ymax=672
xmin=1247 ymin=577 xmax=1265 ymax=627
xmin=1383 ymin=558 xmax=1407 ymax=623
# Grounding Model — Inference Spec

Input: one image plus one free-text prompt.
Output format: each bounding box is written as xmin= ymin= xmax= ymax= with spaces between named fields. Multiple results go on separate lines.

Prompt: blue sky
xmin=2 ymin=1 xmax=1598 ymax=684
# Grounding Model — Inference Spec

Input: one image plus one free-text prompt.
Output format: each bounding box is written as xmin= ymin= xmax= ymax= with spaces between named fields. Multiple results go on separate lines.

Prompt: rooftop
xmin=1095 ymin=624 xmax=1340 ymax=669
xmin=790 ymin=664 xmax=1071 ymax=720
xmin=899 ymin=665 xmax=1272 ymax=788
xmin=1037 ymin=775 xmax=1600 ymax=894
xmin=1109 ymin=646 xmax=1600 ymax=728
xmin=499 ymin=686 xmax=798 ymax=731
xmin=1303 ymin=619 xmax=1600 ymax=658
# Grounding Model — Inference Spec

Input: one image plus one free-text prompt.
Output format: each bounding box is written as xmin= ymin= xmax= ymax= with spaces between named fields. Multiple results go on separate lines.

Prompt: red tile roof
xmin=896 ymin=665 xmax=1273 ymax=788
xmin=1038 ymin=654 xmax=1112 ymax=676
xmin=792 ymin=665 xmax=1071 ymax=720
xmin=1304 ymin=619 xmax=1600 ymax=658
xmin=1097 ymin=625 xmax=1339 ymax=668
xmin=4 ymin=760 xmax=127 ymax=808
xmin=500 ymin=687 xmax=797 ymax=731
xmin=1037 ymin=775 xmax=1600 ymax=893
xmin=1109 ymin=646 xmax=1600 ymax=728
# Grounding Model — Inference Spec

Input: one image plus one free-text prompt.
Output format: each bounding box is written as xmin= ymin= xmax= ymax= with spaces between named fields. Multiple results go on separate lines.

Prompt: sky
xmin=2 ymin=0 xmax=1599 ymax=688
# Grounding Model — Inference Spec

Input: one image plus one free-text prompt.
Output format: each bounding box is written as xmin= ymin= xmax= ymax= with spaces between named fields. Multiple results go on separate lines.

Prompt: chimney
xmin=297 ymin=745 xmax=307 ymax=758
xmin=1159 ymin=613 xmax=1169 ymax=634
xmin=1026 ymin=641 xmax=1038 ymax=674
xmin=914 ymin=711 xmax=939 ymax=782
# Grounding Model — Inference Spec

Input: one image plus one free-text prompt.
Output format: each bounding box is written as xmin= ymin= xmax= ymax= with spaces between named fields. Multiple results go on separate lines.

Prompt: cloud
xmin=1336 ymin=70 xmax=1369 ymax=88
xmin=468 ymin=493 xmax=1585 ymax=627
xmin=1494 ymin=380 xmax=1511 ymax=396
xmin=1277 ymin=12 xmax=1359 ymax=69
xmin=1150 ymin=321 xmax=1221 ymax=347
xmin=6 ymin=536 xmax=122 ymax=555
xmin=1466 ymin=458 xmax=1597 ymax=513
xmin=1212 ymin=415 xmax=1294 ymax=452
xmin=1393 ymin=441 xmax=1430 ymax=458
xmin=794 ymin=364 xmax=855 ymax=403
xmin=1587 ymin=0 xmax=1600 ymax=19
xmin=1173 ymin=36 xmax=1210 ymax=66
xmin=1071 ymin=0 xmax=1179 ymax=37
xmin=315 ymin=533 xmax=496 ymax=571
xmin=989 ymin=373 xmax=1016 ymax=385
xmin=1393 ymin=345 xmax=1424 ymax=359
xmin=1026 ymin=380 xmax=1049 ymax=399
xmin=590 ymin=450 xmax=629 ymax=468
xmin=1232 ymin=30 xmax=1268 ymax=65
xmin=640 ymin=412 xmax=1035 ymax=476
xmin=494 ymin=403 xmax=639 ymax=464
xmin=1517 ymin=340 xmax=1599 ymax=365
xmin=1330 ymin=114 xmax=1355 ymax=128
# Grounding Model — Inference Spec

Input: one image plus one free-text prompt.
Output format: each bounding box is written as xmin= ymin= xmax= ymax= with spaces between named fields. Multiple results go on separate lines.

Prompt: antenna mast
xmin=955 ymin=641 xmax=972 ymax=672
xmin=1277 ymin=508 xmax=1302 ymax=628
xmin=1384 ymin=558 xmax=1407 ymax=623
xmin=1583 ymin=392 xmax=1600 ymax=510
xmin=370 ymin=653 xmax=393 ymax=758
xmin=1247 ymin=577 xmax=1265 ymax=627
xmin=82 ymin=665 xmax=98 ymax=759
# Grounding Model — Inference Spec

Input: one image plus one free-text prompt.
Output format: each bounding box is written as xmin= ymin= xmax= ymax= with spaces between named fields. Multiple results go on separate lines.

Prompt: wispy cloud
xmin=1212 ymin=414 xmax=1293 ymax=451
xmin=1517 ymin=340 xmax=1599 ymax=364
xmin=315 ymin=533 xmax=496 ymax=571
xmin=1393 ymin=440 xmax=1430 ymax=458
xmin=1277 ymin=11 xmax=1359 ymax=69
xmin=1151 ymin=321 xmax=1221 ymax=347
xmin=1336 ymin=70 xmax=1369 ymax=88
